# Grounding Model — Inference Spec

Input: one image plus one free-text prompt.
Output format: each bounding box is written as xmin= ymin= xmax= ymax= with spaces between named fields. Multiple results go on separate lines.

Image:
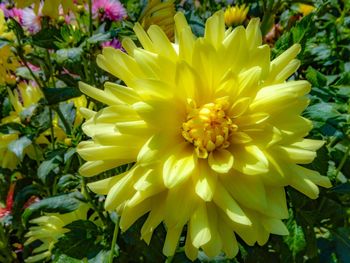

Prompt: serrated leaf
xmin=55 ymin=220 xmax=103 ymax=260
xmin=306 ymin=67 xmax=328 ymax=87
xmin=37 ymin=155 xmax=63 ymax=184
xmin=32 ymin=27 xmax=61 ymax=49
xmin=22 ymin=192 xmax=83 ymax=223
xmin=283 ymin=218 xmax=306 ymax=258
xmin=304 ymin=102 xmax=340 ymax=122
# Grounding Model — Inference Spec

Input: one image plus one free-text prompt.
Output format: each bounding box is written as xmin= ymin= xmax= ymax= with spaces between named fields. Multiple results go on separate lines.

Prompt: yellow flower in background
xmin=139 ymin=0 xmax=176 ymax=41
xmin=0 ymin=10 xmax=19 ymax=85
xmin=2 ymin=83 xmax=44 ymax=124
xmin=24 ymin=203 xmax=97 ymax=263
xmin=299 ymin=4 xmax=315 ymax=16
xmin=77 ymin=11 xmax=331 ymax=259
xmin=0 ymin=133 xmax=20 ymax=170
xmin=14 ymin=0 xmax=82 ymax=18
xmin=224 ymin=4 xmax=249 ymax=27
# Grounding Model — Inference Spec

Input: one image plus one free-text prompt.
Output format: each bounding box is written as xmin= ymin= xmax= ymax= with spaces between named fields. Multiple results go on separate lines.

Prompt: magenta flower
xmin=0 ymin=4 xmax=23 ymax=23
xmin=92 ymin=0 xmax=127 ymax=22
xmin=101 ymin=38 xmax=124 ymax=50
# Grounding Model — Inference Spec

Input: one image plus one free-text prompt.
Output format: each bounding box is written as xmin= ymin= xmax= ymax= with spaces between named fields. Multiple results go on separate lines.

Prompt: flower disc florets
xmin=182 ymin=98 xmax=236 ymax=158
xmin=77 ymin=11 xmax=331 ymax=260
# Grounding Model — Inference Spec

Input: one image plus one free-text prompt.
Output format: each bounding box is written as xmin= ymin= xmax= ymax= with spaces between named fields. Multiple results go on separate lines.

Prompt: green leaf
xmin=57 ymin=174 xmax=80 ymax=192
xmin=42 ymin=87 xmax=82 ymax=105
xmin=330 ymin=183 xmax=350 ymax=194
xmin=56 ymin=74 xmax=79 ymax=88
xmin=283 ymin=218 xmax=306 ymax=259
xmin=22 ymin=192 xmax=83 ymax=223
xmin=32 ymin=27 xmax=61 ymax=49
xmin=55 ymin=48 xmax=83 ymax=65
xmin=86 ymin=33 xmax=111 ymax=45
xmin=55 ymin=220 xmax=103 ymax=260
xmin=306 ymin=67 xmax=328 ymax=87
xmin=8 ymin=136 xmax=32 ymax=161
xmin=334 ymin=228 xmax=350 ymax=263
xmin=53 ymin=254 xmax=81 ymax=263
xmin=37 ymin=155 xmax=63 ymax=184
xmin=303 ymin=102 xmax=340 ymax=122
xmin=0 ymin=123 xmax=24 ymax=134
xmin=29 ymin=104 xmax=51 ymax=134
xmin=8 ymin=18 xmax=25 ymax=39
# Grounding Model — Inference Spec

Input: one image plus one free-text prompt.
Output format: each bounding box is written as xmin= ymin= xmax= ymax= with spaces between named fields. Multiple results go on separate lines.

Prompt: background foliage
xmin=0 ymin=0 xmax=349 ymax=262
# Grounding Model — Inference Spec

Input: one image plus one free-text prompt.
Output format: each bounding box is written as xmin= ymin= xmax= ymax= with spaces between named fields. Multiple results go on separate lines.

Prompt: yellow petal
xmin=189 ymin=202 xmax=211 ymax=248
xmin=208 ymin=149 xmax=234 ymax=173
xmin=245 ymin=18 xmax=262 ymax=51
xmin=213 ymin=182 xmax=251 ymax=225
xmin=79 ymin=82 xmax=120 ymax=106
xmin=261 ymin=217 xmax=289 ymax=235
xmin=194 ymin=160 xmax=217 ymax=201
xmin=87 ymin=173 xmax=125 ymax=194
xmin=163 ymin=226 xmax=182 ymax=256
xmin=120 ymin=199 xmax=151 ymax=231
xmin=163 ymin=143 xmax=195 ymax=188
xmin=79 ymin=160 xmax=130 ymax=177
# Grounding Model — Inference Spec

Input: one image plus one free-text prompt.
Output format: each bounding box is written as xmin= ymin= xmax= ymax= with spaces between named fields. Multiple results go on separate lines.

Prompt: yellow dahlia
xmin=224 ymin=4 xmax=249 ymax=27
xmin=77 ymin=11 xmax=331 ymax=259
xmin=298 ymin=4 xmax=315 ymax=16
xmin=139 ymin=0 xmax=176 ymax=41
xmin=24 ymin=203 xmax=96 ymax=263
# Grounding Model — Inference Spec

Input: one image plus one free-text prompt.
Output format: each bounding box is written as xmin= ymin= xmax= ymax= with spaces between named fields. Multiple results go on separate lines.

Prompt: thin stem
xmin=55 ymin=106 xmax=72 ymax=135
xmin=335 ymin=145 xmax=350 ymax=177
xmin=165 ymin=256 xmax=174 ymax=263
xmin=88 ymin=0 xmax=93 ymax=37
xmin=32 ymin=142 xmax=41 ymax=166
xmin=48 ymin=108 xmax=55 ymax=150
xmin=109 ymin=218 xmax=120 ymax=263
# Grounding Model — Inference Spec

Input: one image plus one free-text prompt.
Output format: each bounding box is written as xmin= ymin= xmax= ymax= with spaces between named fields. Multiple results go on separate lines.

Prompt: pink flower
xmin=92 ymin=0 xmax=127 ymax=22
xmin=22 ymin=7 xmax=42 ymax=33
xmin=0 ymin=4 xmax=24 ymax=23
xmin=101 ymin=38 xmax=124 ymax=50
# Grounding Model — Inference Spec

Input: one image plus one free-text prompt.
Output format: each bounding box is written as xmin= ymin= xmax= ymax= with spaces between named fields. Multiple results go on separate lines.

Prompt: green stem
xmin=55 ymin=106 xmax=72 ymax=135
xmin=48 ymin=108 xmax=55 ymax=149
xmin=165 ymin=256 xmax=174 ymax=263
xmin=32 ymin=142 xmax=41 ymax=166
xmin=78 ymin=155 xmax=108 ymax=225
xmin=109 ymin=218 xmax=120 ymax=263
xmin=335 ymin=145 xmax=350 ymax=177
xmin=0 ymin=225 xmax=13 ymax=261
xmin=88 ymin=0 xmax=93 ymax=37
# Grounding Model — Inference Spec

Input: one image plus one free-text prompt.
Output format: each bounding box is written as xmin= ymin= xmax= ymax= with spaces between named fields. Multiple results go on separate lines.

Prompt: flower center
xmin=182 ymin=98 xmax=237 ymax=159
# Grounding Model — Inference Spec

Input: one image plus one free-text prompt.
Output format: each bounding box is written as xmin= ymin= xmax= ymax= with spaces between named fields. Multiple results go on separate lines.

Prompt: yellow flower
xmin=2 ymin=83 xmax=44 ymax=124
xmin=77 ymin=11 xmax=331 ymax=259
xmin=24 ymin=203 xmax=95 ymax=263
xmin=299 ymin=4 xmax=315 ymax=16
xmin=224 ymin=4 xmax=249 ymax=27
xmin=0 ymin=133 xmax=19 ymax=170
xmin=14 ymin=0 xmax=81 ymax=18
xmin=139 ymin=0 xmax=176 ymax=41
xmin=0 ymin=10 xmax=19 ymax=85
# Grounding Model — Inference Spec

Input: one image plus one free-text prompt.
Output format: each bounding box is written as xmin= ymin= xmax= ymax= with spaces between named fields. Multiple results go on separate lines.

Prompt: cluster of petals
xmin=77 ymin=11 xmax=331 ymax=259
xmin=24 ymin=204 xmax=97 ymax=263
xmin=92 ymin=0 xmax=126 ymax=22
